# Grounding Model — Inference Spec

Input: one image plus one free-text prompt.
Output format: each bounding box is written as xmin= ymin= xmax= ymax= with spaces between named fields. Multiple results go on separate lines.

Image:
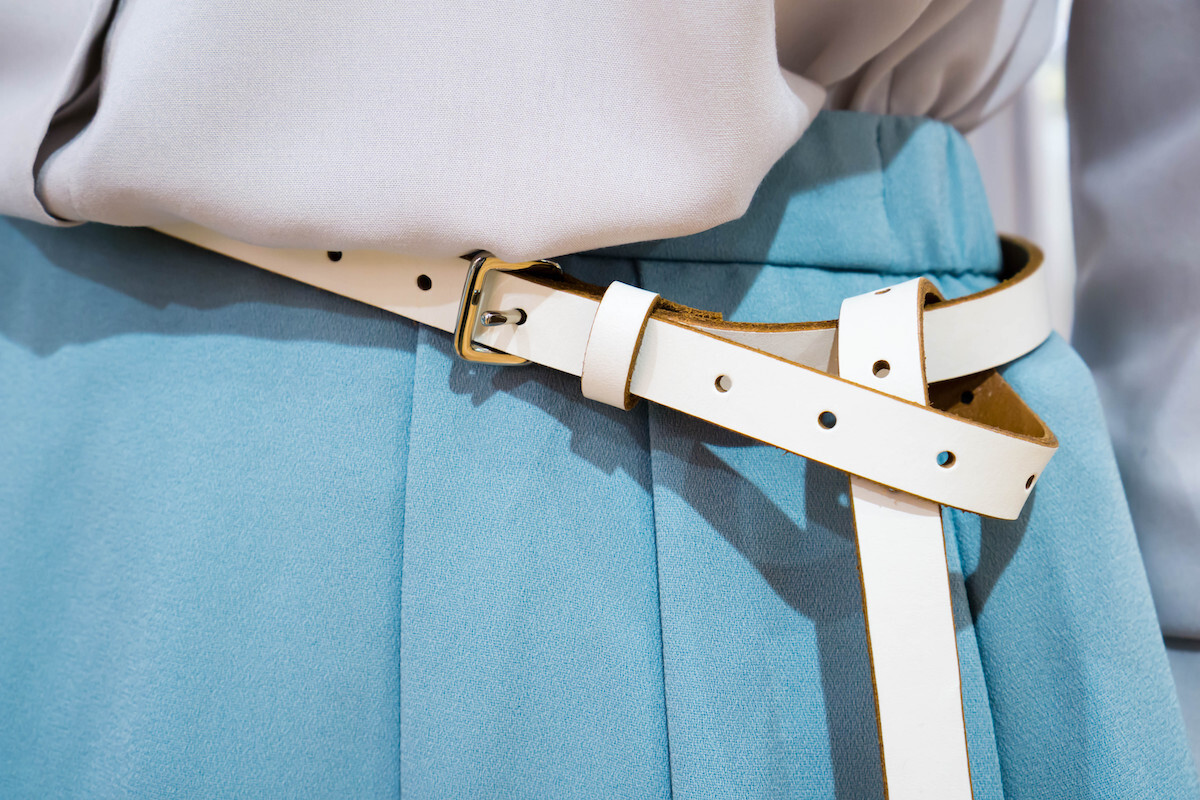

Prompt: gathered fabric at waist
xmin=592 ymin=110 xmax=1001 ymax=280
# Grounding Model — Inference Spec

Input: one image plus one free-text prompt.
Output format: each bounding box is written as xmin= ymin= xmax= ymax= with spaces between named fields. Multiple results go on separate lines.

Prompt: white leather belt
xmin=155 ymin=222 xmax=1057 ymax=799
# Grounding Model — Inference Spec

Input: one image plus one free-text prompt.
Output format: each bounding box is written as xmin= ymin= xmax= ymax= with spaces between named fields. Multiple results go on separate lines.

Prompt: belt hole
xmin=872 ymin=360 xmax=890 ymax=378
xmin=1025 ymin=474 xmax=1036 ymax=490
xmin=818 ymin=410 xmax=837 ymax=429
xmin=874 ymin=288 xmax=890 ymax=295
xmin=327 ymin=251 xmax=342 ymax=262
xmin=416 ymin=274 xmax=433 ymax=291
xmin=960 ymin=390 xmax=974 ymax=405
xmin=937 ymin=450 xmax=956 ymax=468
xmin=714 ymin=374 xmax=732 ymax=393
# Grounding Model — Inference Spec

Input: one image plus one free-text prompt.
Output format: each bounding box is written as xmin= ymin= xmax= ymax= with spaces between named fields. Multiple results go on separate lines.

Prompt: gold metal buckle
xmin=454 ymin=252 xmax=561 ymax=364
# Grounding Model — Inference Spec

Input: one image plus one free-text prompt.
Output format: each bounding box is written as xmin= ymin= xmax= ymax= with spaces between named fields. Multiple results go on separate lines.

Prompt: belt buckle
xmin=454 ymin=252 xmax=562 ymax=365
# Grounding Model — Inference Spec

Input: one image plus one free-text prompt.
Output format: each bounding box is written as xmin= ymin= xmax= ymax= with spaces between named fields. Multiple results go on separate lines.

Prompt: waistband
xmin=591 ymin=111 xmax=1001 ymax=277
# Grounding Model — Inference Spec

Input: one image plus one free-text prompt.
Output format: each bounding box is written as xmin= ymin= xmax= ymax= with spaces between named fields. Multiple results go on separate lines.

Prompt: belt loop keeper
xmin=581 ymin=282 xmax=660 ymax=410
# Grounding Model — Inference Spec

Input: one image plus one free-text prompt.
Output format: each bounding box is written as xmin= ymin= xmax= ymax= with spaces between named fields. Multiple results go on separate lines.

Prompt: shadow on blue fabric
xmin=1 ymin=111 xmax=1195 ymax=799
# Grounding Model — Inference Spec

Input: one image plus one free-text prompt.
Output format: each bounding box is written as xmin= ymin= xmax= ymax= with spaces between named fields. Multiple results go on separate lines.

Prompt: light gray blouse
xmin=1 ymin=0 xmax=1055 ymax=260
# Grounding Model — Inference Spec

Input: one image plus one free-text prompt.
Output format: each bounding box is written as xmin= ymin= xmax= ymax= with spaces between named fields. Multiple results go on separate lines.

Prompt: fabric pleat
xmin=398 ymin=257 xmax=671 ymax=797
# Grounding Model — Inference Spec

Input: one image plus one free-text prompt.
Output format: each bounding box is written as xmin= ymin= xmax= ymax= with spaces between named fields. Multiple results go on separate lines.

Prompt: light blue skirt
xmin=1 ymin=111 xmax=1196 ymax=798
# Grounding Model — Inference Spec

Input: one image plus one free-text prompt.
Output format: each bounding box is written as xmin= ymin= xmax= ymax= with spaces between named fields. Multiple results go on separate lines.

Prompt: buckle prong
xmin=454 ymin=252 xmax=560 ymax=364
xmin=480 ymin=309 xmax=527 ymax=327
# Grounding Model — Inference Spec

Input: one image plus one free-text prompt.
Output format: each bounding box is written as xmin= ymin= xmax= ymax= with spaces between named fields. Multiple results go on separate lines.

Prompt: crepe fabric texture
xmin=1 ymin=111 xmax=1196 ymax=798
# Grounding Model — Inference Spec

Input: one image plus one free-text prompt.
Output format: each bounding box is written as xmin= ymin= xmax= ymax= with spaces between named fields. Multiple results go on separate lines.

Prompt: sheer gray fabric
xmin=1067 ymin=0 xmax=1200 ymax=762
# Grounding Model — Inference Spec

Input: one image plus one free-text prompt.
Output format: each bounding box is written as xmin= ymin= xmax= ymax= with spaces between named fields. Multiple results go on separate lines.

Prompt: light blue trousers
xmin=2 ymin=111 xmax=1196 ymax=798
